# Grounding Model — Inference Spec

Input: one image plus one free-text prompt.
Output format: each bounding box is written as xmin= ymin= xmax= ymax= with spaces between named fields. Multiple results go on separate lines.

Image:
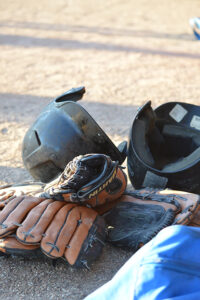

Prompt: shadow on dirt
xmin=0 ymin=92 xmax=137 ymax=138
xmin=0 ymin=165 xmax=32 ymax=183
xmin=0 ymin=21 xmax=194 ymax=41
xmin=0 ymin=33 xmax=199 ymax=59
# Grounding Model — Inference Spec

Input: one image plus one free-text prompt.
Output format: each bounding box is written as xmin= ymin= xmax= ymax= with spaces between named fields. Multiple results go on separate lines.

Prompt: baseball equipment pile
xmin=1 ymin=153 xmax=200 ymax=268
xmin=0 ymin=154 xmax=127 ymax=268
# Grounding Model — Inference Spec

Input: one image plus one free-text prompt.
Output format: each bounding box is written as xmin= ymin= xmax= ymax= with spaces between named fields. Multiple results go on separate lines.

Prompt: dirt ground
xmin=0 ymin=0 xmax=200 ymax=299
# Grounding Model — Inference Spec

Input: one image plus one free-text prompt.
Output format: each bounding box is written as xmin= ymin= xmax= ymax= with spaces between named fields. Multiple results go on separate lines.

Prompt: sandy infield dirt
xmin=0 ymin=0 xmax=200 ymax=299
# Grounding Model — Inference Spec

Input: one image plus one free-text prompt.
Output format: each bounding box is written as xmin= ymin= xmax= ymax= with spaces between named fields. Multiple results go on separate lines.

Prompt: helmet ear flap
xmin=128 ymin=101 xmax=200 ymax=193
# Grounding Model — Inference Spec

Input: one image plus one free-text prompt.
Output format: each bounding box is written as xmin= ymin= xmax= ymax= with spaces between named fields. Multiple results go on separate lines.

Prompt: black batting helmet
xmin=127 ymin=101 xmax=200 ymax=193
xmin=22 ymin=87 xmax=126 ymax=183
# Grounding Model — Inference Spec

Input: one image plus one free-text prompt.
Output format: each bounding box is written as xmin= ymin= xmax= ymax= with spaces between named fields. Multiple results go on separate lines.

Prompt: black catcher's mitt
xmin=103 ymin=188 xmax=200 ymax=251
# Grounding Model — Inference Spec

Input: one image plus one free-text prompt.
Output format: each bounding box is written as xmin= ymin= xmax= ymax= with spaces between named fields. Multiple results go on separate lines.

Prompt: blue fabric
xmin=84 ymin=225 xmax=200 ymax=300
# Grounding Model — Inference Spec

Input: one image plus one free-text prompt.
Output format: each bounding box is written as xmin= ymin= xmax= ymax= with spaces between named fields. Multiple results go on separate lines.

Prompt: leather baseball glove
xmin=41 ymin=154 xmax=127 ymax=208
xmin=0 ymin=196 xmax=106 ymax=268
xmin=103 ymin=188 xmax=200 ymax=251
xmin=0 ymin=182 xmax=44 ymax=209
xmin=0 ymin=236 xmax=42 ymax=258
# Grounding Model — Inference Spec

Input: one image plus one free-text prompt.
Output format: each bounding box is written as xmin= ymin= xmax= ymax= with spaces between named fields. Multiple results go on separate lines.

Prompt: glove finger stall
xmin=41 ymin=204 xmax=106 ymax=268
xmin=0 ymin=236 xmax=41 ymax=258
xmin=64 ymin=208 xmax=106 ymax=267
xmin=41 ymin=203 xmax=78 ymax=258
xmin=16 ymin=199 xmax=66 ymax=244
xmin=0 ymin=182 xmax=44 ymax=208
xmin=0 ymin=196 xmax=44 ymax=237
xmin=170 ymin=190 xmax=200 ymax=224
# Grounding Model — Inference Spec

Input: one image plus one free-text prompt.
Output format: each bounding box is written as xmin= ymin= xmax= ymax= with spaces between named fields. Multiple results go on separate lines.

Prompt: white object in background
xmin=190 ymin=17 xmax=200 ymax=40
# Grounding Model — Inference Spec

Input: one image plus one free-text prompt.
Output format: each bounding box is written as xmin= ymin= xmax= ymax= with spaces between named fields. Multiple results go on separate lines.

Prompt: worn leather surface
xmin=0 ymin=196 xmax=44 ymax=237
xmin=0 ymin=196 xmax=106 ymax=267
xmin=103 ymin=188 xmax=200 ymax=250
xmin=41 ymin=154 xmax=127 ymax=207
xmin=0 ymin=182 xmax=44 ymax=208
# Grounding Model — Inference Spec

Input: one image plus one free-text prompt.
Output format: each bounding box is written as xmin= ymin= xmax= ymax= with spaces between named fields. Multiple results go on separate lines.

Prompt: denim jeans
xmin=84 ymin=225 xmax=200 ymax=300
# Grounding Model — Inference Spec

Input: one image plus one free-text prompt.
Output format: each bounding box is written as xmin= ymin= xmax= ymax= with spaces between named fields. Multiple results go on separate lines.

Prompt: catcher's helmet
xmin=127 ymin=101 xmax=200 ymax=193
xmin=22 ymin=87 xmax=127 ymax=183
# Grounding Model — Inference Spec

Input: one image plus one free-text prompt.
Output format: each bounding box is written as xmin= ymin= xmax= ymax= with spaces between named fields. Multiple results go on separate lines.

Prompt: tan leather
xmin=188 ymin=210 xmax=200 ymax=227
xmin=0 ymin=190 xmax=16 ymax=208
xmin=42 ymin=155 xmax=127 ymax=208
xmin=85 ymin=167 xmax=127 ymax=207
xmin=17 ymin=199 xmax=66 ymax=244
xmin=0 ymin=196 xmax=44 ymax=237
xmin=41 ymin=204 xmax=98 ymax=264
xmin=0 ymin=183 xmax=44 ymax=209
xmin=94 ymin=199 xmax=121 ymax=215
xmin=49 ymin=167 xmax=127 ymax=207
xmin=120 ymin=194 xmax=179 ymax=211
xmin=122 ymin=189 xmax=200 ymax=225
xmin=166 ymin=189 xmax=200 ymax=225
xmin=64 ymin=207 xmax=97 ymax=265
xmin=0 ymin=195 xmax=106 ymax=266
xmin=41 ymin=203 xmax=78 ymax=258
xmin=95 ymin=189 xmax=179 ymax=215
xmin=0 ymin=236 xmax=40 ymax=253
xmin=97 ymin=188 xmax=200 ymax=225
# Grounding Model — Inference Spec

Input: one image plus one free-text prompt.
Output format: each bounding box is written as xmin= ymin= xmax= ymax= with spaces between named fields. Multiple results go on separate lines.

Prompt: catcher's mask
xmin=127 ymin=101 xmax=200 ymax=193
xmin=22 ymin=87 xmax=127 ymax=183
